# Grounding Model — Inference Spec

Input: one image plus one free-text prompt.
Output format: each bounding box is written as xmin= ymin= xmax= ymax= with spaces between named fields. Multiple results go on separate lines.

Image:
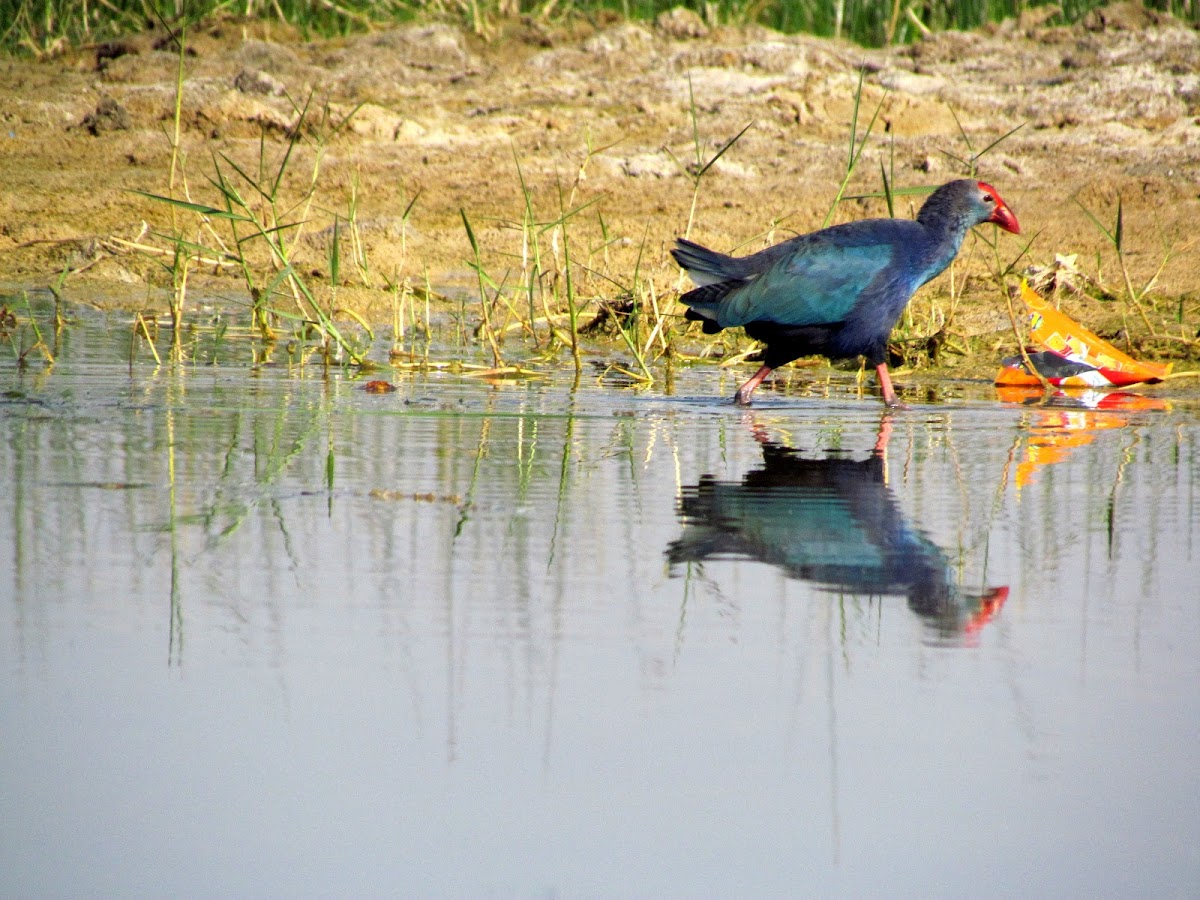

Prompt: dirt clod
xmin=81 ymin=97 xmax=130 ymax=135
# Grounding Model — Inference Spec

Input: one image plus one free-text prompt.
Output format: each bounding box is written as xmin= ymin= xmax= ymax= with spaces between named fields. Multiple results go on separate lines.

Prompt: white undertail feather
xmin=682 ymin=269 xmax=725 ymax=287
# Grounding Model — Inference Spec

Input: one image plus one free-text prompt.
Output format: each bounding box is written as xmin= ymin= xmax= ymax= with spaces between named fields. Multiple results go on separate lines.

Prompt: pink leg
xmin=734 ymin=365 xmax=773 ymax=406
xmin=875 ymin=363 xmax=908 ymax=409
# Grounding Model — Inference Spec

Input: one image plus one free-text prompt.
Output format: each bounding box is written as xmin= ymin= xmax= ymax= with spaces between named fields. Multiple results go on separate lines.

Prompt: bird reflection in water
xmin=666 ymin=416 xmax=1007 ymax=643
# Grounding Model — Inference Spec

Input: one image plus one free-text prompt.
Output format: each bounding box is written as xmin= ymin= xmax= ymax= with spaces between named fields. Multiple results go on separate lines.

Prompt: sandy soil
xmin=0 ymin=3 xmax=1197 ymax=359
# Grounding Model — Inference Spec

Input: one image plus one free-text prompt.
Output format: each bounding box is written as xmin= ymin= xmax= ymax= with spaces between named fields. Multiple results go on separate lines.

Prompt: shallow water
xmin=3 ymin=304 xmax=1199 ymax=896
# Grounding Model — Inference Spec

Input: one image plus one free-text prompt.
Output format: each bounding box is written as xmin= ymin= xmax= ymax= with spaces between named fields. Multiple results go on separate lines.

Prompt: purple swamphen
xmin=672 ymin=179 xmax=1021 ymax=406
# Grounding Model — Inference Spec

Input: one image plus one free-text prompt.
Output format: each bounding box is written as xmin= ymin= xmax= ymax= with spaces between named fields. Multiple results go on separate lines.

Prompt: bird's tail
xmin=671 ymin=238 xmax=738 ymax=287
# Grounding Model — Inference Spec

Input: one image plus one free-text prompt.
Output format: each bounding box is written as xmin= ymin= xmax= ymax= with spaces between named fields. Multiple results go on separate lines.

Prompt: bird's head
xmin=976 ymin=181 xmax=1021 ymax=234
xmin=917 ymin=179 xmax=1021 ymax=237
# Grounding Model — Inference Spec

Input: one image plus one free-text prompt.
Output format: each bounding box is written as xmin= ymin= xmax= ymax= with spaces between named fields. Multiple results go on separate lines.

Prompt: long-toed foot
xmin=733 ymin=364 xmax=772 ymax=407
xmin=876 ymin=363 xmax=910 ymax=410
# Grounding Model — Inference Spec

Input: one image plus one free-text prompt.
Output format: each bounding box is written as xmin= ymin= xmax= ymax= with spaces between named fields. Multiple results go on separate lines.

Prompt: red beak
xmin=989 ymin=201 xmax=1021 ymax=235
xmin=978 ymin=182 xmax=1021 ymax=234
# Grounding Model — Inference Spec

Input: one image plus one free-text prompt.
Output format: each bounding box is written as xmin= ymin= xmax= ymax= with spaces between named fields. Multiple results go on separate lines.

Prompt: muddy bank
xmin=0 ymin=5 xmax=1197 ymax=355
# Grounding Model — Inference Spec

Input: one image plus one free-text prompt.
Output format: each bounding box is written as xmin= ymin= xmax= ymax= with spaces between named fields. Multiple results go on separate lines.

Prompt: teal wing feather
xmin=715 ymin=234 xmax=897 ymax=329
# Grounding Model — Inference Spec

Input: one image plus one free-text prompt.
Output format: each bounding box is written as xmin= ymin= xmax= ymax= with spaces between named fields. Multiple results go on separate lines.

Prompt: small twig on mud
xmin=102 ymin=236 xmax=235 ymax=269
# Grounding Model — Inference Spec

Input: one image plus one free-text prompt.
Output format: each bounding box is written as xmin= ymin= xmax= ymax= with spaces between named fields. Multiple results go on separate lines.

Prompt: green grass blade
xmin=535 ymin=194 xmax=605 ymax=234
xmin=880 ymin=160 xmax=894 ymax=218
xmin=688 ymin=72 xmax=701 ymax=169
xmin=330 ymin=214 xmax=341 ymax=286
xmin=848 ymin=68 xmax=863 ymax=170
xmin=214 ymin=151 xmax=270 ymax=205
xmin=972 ymin=122 xmax=1025 ymax=163
xmin=948 ymin=105 xmax=974 ymax=156
xmin=402 ymin=187 xmax=422 ymax=221
xmin=1115 ymin=197 xmax=1124 ymax=254
xmin=129 ymin=190 xmax=251 ymax=222
xmin=822 ymin=72 xmax=888 ymax=228
xmin=695 ymin=121 xmax=754 ymax=179
xmin=144 ymin=231 xmax=225 ymax=259
xmin=272 ymin=91 xmax=314 ymax=198
xmin=844 ymin=184 xmax=935 ymax=201
xmin=461 ymin=207 xmax=480 ymax=256
xmin=1074 ymin=197 xmax=1117 ymax=248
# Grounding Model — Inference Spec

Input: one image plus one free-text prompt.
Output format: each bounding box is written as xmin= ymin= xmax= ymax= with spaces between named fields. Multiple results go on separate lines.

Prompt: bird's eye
xmin=982 ymin=194 xmax=995 ymax=203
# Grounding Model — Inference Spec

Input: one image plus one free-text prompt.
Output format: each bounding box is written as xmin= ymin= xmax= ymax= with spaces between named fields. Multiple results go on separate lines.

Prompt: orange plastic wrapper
xmin=995 ymin=281 xmax=1171 ymax=388
xmin=996 ymin=387 xmax=1169 ymax=489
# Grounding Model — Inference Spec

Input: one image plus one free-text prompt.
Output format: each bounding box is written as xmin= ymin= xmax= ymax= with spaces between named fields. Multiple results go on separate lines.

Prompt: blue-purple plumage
xmin=673 ymin=179 xmax=1020 ymax=405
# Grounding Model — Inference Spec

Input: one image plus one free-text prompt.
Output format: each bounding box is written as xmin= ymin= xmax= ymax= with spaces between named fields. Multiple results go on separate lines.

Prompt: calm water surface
xmin=3 ymin=304 xmax=1199 ymax=896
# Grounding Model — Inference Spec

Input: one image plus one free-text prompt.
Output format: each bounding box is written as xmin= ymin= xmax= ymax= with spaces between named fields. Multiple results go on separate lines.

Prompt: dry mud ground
xmin=1 ymin=3 xmax=1198 ymax=362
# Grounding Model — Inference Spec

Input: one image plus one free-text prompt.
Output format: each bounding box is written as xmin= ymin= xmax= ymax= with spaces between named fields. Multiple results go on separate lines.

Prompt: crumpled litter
xmin=995 ymin=280 xmax=1171 ymax=388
